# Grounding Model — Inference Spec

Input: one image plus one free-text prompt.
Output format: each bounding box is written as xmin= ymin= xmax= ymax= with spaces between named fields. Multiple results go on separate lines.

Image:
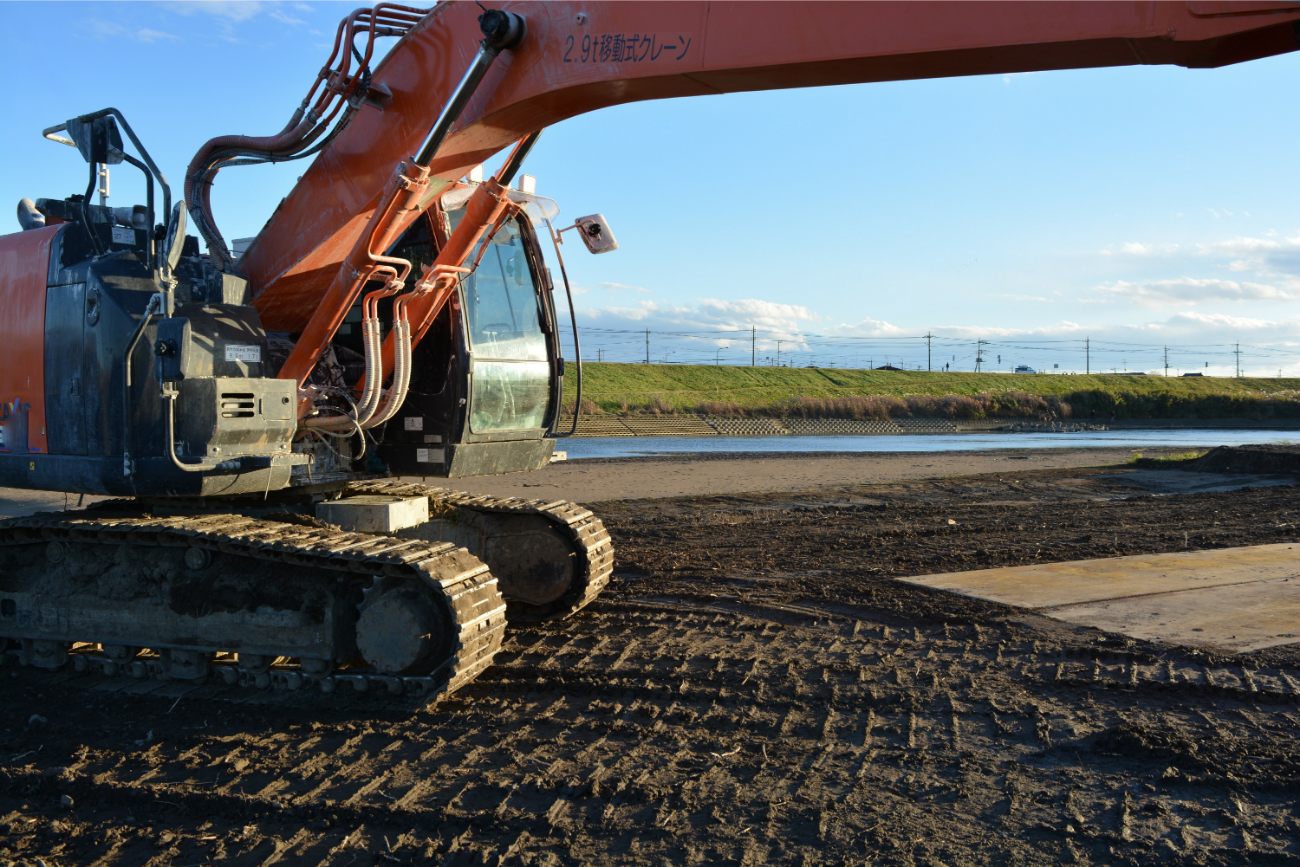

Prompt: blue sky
xmin=4 ymin=1 xmax=1300 ymax=376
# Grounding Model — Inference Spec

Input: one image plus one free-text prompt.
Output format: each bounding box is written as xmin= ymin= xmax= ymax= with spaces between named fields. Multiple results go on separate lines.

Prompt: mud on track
xmin=3 ymin=461 xmax=1300 ymax=866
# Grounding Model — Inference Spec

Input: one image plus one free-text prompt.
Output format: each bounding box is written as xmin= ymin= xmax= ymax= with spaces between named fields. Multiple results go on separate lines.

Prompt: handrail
xmin=544 ymin=217 xmax=582 ymax=438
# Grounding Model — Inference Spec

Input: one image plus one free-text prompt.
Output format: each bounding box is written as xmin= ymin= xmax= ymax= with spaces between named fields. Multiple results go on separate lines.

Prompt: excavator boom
xmin=240 ymin=0 xmax=1300 ymax=332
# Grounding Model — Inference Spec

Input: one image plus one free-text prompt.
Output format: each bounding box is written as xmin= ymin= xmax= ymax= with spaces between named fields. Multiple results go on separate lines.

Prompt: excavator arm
xmin=230 ymin=0 xmax=1300 ymax=361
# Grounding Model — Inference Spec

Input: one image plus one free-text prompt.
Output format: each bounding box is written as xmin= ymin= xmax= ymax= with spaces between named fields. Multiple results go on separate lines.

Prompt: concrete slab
xmin=316 ymin=495 xmax=429 ymax=533
xmin=1050 ymin=579 xmax=1300 ymax=653
xmin=902 ymin=544 xmax=1300 ymax=608
xmin=901 ymin=543 xmax=1300 ymax=653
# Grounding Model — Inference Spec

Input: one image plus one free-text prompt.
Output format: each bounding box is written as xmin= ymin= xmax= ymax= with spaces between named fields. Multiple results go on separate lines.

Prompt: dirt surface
xmin=0 ymin=446 xmax=1182 ymax=521
xmin=445 ymin=445 xmax=1194 ymax=503
xmin=4 ymin=454 xmax=1300 ymax=865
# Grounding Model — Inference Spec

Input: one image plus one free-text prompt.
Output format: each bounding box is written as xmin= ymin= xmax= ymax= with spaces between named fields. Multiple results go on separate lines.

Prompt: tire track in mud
xmin=4 ymin=597 xmax=1300 ymax=866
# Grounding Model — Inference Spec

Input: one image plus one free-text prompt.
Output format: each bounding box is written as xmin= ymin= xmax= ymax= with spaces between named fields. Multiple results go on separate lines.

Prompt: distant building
xmin=875 ymin=364 xmax=903 ymax=371
xmin=1182 ymin=372 xmax=1205 ymax=377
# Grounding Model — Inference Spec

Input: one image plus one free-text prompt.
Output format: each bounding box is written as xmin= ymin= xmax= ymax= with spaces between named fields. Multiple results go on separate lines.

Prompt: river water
xmin=557 ymin=428 xmax=1299 ymax=460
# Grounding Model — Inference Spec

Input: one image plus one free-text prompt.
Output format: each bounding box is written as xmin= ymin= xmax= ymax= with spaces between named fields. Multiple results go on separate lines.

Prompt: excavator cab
xmin=334 ymin=185 xmax=587 ymax=479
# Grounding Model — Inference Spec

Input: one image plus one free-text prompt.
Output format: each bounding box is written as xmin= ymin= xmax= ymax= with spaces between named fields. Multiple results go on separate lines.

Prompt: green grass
xmin=1128 ymin=450 xmax=1208 ymax=464
xmin=562 ymin=363 xmax=1300 ymax=420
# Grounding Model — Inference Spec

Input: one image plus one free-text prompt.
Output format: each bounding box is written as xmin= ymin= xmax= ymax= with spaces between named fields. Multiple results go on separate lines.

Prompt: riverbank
xmin=560 ymin=413 xmax=1300 ymax=437
xmin=562 ymin=362 xmax=1300 ymax=420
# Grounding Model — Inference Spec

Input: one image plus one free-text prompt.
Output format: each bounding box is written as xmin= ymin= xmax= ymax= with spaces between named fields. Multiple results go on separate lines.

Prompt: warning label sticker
xmin=404 ymin=417 xmax=423 ymax=431
xmin=225 ymin=344 xmax=261 ymax=363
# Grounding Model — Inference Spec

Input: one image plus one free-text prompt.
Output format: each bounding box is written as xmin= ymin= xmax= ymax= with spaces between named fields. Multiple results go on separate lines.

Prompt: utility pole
xmin=777 ymin=340 xmax=783 ymax=367
xmin=645 ymin=329 xmax=649 ymax=365
xmin=1164 ymin=346 xmax=1168 ymax=377
xmin=974 ymin=340 xmax=985 ymax=372
xmin=926 ymin=331 xmax=932 ymax=372
xmin=751 ymin=326 xmax=755 ymax=367
xmin=1235 ymin=343 xmax=1241 ymax=377
xmin=1085 ymin=337 xmax=1089 ymax=375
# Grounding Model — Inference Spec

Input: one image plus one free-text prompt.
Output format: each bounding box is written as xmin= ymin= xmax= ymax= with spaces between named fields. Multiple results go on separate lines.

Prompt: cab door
xmin=459 ymin=218 xmax=554 ymax=437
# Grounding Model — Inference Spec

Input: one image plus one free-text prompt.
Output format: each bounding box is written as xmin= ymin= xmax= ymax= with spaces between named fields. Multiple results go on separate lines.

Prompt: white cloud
xmin=165 ymin=1 xmax=267 ymax=23
xmin=1098 ymin=277 xmax=1295 ymax=306
xmin=157 ymin=0 xmax=306 ymax=23
xmin=1093 ymin=230 xmax=1300 ymax=312
xmin=697 ymin=298 xmax=822 ymax=327
xmin=919 ymin=321 xmax=1090 ymax=340
xmin=85 ymin=20 xmax=179 ymax=42
xmin=1195 ymin=233 xmax=1300 ymax=286
xmin=821 ymin=316 xmax=908 ymax=338
xmin=1165 ymin=310 xmax=1278 ymax=330
xmin=569 ymin=297 xmax=826 ymax=358
xmin=1100 ymin=241 xmax=1179 ymax=256
xmin=562 ymin=295 xmax=1300 ymax=372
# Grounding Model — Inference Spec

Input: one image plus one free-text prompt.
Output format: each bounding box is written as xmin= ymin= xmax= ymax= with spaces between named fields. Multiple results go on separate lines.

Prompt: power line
xmin=551 ymin=325 xmax=1300 ymax=374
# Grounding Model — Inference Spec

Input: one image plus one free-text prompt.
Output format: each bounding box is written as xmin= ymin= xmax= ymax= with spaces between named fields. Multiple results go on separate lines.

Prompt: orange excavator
xmin=2 ymin=1 xmax=1297 ymax=698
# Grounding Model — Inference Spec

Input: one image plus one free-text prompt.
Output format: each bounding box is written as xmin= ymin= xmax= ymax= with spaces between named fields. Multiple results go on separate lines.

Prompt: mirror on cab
xmin=572 ymin=214 xmax=618 ymax=254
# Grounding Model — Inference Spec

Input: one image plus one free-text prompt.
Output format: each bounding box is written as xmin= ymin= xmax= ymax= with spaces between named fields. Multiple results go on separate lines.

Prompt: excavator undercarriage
xmin=0 ymin=482 xmax=612 ymax=702
xmin=0 ymin=5 xmax=616 ymax=703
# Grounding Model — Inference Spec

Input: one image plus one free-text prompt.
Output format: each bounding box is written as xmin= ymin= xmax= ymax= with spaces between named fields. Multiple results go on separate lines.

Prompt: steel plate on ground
xmin=901 ymin=543 xmax=1300 ymax=653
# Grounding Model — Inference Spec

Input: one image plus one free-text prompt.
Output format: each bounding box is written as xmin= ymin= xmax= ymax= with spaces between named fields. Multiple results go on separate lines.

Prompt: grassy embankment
xmin=561 ymin=363 xmax=1300 ymax=420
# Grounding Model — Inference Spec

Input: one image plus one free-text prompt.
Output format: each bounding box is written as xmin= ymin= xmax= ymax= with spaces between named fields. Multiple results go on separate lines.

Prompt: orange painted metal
xmin=0 ymin=226 xmax=57 ymax=455
xmin=187 ymin=3 xmax=429 ymax=272
xmin=239 ymin=1 xmax=1300 ymax=336
xmin=277 ymin=159 xmax=431 ymax=389
xmin=401 ymin=181 xmax=511 ymax=352
xmin=353 ymin=178 xmax=513 ymax=400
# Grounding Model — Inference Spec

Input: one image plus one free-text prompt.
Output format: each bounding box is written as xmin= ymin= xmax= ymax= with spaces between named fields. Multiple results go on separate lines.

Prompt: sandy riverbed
xmin=0 ymin=446 xmax=1179 ymax=519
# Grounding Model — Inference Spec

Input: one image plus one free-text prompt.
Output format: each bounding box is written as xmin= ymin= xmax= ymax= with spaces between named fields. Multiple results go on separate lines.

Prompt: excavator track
xmin=0 ymin=508 xmax=507 ymax=704
xmin=347 ymin=480 xmax=615 ymax=621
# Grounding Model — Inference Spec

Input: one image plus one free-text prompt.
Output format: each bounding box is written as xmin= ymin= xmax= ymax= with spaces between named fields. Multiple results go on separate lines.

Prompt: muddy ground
xmin=3 ymin=452 xmax=1300 ymax=866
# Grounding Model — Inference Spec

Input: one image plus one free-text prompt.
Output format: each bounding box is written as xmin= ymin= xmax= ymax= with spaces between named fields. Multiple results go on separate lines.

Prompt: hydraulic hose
xmin=185 ymin=3 xmax=428 ymax=269
xmin=365 ymin=305 xmax=412 ymax=428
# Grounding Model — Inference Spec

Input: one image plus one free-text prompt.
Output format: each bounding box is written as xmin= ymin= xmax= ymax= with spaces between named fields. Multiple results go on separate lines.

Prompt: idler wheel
xmin=22 ymin=639 xmax=68 ymax=669
xmin=184 ymin=547 xmax=213 ymax=571
xmin=356 ymin=587 xmax=447 ymax=675
xmin=488 ymin=525 xmax=575 ymax=606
